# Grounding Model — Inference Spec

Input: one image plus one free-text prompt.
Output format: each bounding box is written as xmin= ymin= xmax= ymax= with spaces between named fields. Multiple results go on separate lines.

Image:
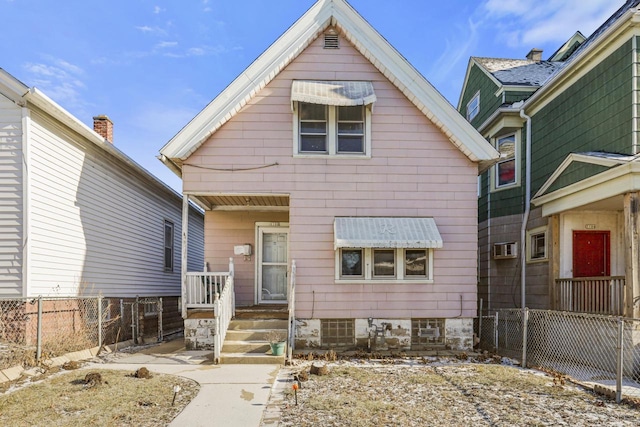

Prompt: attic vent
xmin=324 ymin=33 xmax=339 ymax=49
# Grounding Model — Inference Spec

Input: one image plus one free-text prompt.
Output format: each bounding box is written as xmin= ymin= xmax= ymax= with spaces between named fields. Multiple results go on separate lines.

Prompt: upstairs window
xmin=292 ymin=81 xmax=375 ymax=157
xmin=466 ymin=92 xmax=480 ymax=121
xmin=495 ymin=133 xmax=517 ymax=188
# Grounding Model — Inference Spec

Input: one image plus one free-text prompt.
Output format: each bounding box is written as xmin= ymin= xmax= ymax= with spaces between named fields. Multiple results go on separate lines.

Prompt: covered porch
xmin=533 ymin=158 xmax=640 ymax=318
xmin=180 ymin=192 xmax=295 ymax=361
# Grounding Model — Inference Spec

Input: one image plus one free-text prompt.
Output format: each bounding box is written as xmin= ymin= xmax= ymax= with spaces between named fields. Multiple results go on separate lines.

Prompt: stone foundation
xmin=295 ymin=317 xmax=474 ymax=351
xmin=184 ymin=318 xmax=217 ymax=350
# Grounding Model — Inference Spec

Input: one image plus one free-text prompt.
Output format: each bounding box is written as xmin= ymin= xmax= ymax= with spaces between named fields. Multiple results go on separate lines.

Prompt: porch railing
xmin=555 ymin=276 xmax=625 ymax=315
xmin=287 ymin=260 xmax=296 ymax=362
xmin=184 ymin=259 xmax=235 ymax=364
xmin=213 ymin=259 xmax=235 ymax=363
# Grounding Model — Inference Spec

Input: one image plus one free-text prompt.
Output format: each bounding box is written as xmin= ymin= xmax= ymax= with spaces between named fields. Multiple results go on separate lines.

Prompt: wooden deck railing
xmin=555 ymin=276 xmax=625 ymax=315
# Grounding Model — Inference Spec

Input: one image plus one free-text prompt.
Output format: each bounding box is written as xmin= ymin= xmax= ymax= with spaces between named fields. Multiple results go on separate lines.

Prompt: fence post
xmin=98 ymin=296 xmax=103 ymax=350
xmin=616 ymin=317 xmax=624 ymax=404
xmin=478 ymin=298 xmax=483 ymax=343
xmin=522 ymin=308 xmax=529 ymax=368
xmin=158 ymin=297 xmax=163 ymax=342
xmin=36 ymin=296 xmax=43 ymax=362
xmin=494 ymin=311 xmax=499 ymax=350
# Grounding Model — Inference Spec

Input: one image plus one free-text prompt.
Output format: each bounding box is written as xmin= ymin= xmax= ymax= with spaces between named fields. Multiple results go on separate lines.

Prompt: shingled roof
xmin=473 ymin=58 xmax=565 ymax=87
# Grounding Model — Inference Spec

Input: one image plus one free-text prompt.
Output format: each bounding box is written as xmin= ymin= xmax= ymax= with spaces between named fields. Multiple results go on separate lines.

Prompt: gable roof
xmin=159 ymin=0 xmax=499 ymax=172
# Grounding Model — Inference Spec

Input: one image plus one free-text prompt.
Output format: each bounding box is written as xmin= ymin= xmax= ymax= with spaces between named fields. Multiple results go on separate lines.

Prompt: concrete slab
xmin=83 ymin=339 xmax=281 ymax=427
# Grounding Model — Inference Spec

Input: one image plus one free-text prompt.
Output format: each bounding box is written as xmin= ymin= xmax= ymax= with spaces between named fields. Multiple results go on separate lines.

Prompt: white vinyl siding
xmin=0 ymin=97 xmax=23 ymax=297
xmin=27 ymin=111 xmax=203 ymax=297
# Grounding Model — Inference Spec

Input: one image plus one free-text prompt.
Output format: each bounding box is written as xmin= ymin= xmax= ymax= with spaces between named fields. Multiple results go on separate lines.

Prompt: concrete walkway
xmin=85 ymin=340 xmax=281 ymax=427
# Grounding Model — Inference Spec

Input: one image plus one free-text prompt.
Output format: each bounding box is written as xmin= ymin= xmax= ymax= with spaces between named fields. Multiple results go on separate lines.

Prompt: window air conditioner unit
xmin=493 ymin=242 xmax=518 ymax=259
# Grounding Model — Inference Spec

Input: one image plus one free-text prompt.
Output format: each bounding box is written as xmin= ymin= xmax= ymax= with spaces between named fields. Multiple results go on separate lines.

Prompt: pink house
xmin=160 ymin=0 xmax=498 ymax=358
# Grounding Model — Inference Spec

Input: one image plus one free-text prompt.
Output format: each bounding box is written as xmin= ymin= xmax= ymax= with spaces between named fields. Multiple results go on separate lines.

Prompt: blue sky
xmin=1 ymin=0 xmax=623 ymax=191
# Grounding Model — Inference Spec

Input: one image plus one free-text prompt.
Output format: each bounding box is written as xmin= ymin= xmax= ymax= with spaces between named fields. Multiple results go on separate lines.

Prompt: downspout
xmin=519 ymin=109 xmax=532 ymax=309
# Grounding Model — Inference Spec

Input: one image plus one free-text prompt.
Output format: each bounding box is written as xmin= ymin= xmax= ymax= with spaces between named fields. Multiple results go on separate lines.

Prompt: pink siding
xmin=186 ymin=31 xmax=478 ymax=318
xmin=205 ymin=211 xmax=289 ymax=306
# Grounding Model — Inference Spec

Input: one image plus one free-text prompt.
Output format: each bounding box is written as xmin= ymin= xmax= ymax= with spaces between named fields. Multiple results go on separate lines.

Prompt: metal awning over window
xmin=334 ymin=217 xmax=443 ymax=250
xmin=291 ymin=80 xmax=376 ymax=107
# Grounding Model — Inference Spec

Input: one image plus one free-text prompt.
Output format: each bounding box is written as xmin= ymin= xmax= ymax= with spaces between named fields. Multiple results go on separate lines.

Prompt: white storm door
xmin=258 ymin=227 xmax=289 ymax=304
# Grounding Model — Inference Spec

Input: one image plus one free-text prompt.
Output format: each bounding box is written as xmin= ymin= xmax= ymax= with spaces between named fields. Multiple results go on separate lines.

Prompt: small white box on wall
xmin=234 ymin=244 xmax=252 ymax=256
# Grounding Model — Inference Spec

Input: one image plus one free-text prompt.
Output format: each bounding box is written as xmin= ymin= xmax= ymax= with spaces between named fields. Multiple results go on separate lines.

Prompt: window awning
xmin=334 ymin=217 xmax=443 ymax=250
xmin=291 ymin=80 xmax=376 ymax=107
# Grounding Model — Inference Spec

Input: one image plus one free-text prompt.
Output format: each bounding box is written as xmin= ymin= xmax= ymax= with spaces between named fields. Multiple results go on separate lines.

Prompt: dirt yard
xmin=278 ymin=357 xmax=640 ymax=427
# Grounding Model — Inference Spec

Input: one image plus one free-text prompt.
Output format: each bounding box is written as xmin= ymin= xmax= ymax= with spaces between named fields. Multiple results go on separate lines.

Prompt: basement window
xmin=321 ymin=319 xmax=354 ymax=346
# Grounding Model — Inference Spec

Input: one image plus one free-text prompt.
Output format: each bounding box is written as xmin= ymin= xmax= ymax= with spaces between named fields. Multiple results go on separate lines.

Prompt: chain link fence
xmin=0 ymin=296 xmax=170 ymax=371
xmin=477 ymin=309 xmax=640 ymax=402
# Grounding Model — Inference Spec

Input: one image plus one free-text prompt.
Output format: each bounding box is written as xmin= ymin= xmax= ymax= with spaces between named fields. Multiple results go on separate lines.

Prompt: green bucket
xmin=270 ymin=342 xmax=286 ymax=356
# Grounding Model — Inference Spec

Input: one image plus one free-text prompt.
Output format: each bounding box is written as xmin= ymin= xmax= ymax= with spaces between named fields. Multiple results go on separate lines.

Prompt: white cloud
xmin=429 ymin=18 xmax=481 ymax=85
xmin=156 ymin=41 xmax=178 ymax=49
xmin=482 ymin=0 xmax=623 ymax=46
xmin=135 ymin=25 xmax=167 ymax=36
xmin=153 ymin=6 xmax=165 ymax=14
xmin=23 ymin=58 xmax=90 ymax=116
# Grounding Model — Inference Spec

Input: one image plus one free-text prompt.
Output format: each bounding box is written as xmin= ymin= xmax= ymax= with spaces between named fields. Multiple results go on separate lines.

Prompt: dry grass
xmin=0 ymin=369 xmax=199 ymax=426
xmin=280 ymin=362 xmax=640 ymax=426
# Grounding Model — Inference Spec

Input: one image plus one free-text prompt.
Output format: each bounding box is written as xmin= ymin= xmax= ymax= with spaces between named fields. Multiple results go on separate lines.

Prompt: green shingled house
xmin=458 ymin=0 xmax=640 ymax=318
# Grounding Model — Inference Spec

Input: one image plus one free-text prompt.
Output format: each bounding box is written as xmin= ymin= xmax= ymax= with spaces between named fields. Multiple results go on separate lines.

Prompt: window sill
xmin=294 ymin=153 xmax=371 ymax=159
xmin=526 ymin=258 xmax=548 ymax=264
xmin=491 ymin=183 xmax=520 ymax=193
xmin=335 ymin=279 xmax=433 ymax=284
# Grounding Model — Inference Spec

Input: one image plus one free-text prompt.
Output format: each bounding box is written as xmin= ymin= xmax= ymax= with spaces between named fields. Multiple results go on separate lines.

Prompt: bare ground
xmin=277 ymin=357 xmax=640 ymax=427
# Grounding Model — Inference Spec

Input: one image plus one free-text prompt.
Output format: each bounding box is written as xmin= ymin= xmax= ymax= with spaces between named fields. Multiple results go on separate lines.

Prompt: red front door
xmin=572 ymin=231 xmax=610 ymax=277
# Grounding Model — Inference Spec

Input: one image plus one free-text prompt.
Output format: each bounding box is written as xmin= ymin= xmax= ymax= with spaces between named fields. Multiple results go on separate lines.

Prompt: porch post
xmin=623 ymin=192 xmax=640 ymax=318
xmin=181 ymin=194 xmax=190 ymax=320
xmin=549 ymin=215 xmax=560 ymax=310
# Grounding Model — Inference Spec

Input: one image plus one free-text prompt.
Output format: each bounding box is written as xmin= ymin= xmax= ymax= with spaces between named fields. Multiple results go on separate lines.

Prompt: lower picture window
xmin=527 ymin=227 xmax=548 ymax=262
xmin=338 ymin=248 xmax=432 ymax=281
xmin=341 ymin=249 xmax=363 ymax=277
xmin=405 ymin=249 xmax=427 ymax=277
xmin=373 ymin=249 xmax=395 ymax=277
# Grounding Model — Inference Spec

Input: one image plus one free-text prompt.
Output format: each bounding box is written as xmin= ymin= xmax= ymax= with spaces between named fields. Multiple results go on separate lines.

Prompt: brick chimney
xmin=93 ymin=115 xmax=113 ymax=143
xmin=526 ymin=48 xmax=543 ymax=62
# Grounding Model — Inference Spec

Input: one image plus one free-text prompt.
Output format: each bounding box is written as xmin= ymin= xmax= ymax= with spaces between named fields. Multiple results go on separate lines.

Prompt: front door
xmin=257 ymin=226 xmax=289 ymax=304
xmin=573 ymin=230 xmax=610 ymax=277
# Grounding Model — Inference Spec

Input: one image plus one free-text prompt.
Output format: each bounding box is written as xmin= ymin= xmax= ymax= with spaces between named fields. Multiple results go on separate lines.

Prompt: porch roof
xmin=291 ymin=80 xmax=376 ymax=107
xmin=334 ymin=217 xmax=443 ymax=250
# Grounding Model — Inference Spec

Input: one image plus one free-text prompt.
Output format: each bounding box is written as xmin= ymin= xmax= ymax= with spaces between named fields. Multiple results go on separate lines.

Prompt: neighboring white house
xmin=0 ymin=68 xmax=204 ymax=299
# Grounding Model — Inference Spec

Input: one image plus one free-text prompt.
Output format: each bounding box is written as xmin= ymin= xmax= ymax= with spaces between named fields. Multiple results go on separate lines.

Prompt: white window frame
xmin=526 ymin=226 xmax=548 ymax=263
xmin=335 ymin=248 xmax=433 ymax=283
xmin=491 ymin=131 xmax=520 ymax=191
xmin=164 ymin=220 xmax=174 ymax=272
xmin=466 ymin=91 xmax=480 ymax=121
xmin=293 ymin=101 xmax=372 ymax=158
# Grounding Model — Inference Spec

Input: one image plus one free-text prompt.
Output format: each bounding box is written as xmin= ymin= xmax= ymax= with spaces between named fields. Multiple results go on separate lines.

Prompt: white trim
xmin=526 ymin=226 xmax=548 ymax=263
xmin=256 ymin=224 xmax=290 ymax=304
xmin=160 ymin=0 xmax=499 ymax=166
xmin=524 ymin=13 xmax=640 ymax=116
xmin=533 ymin=162 xmax=640 ymax=216
xmin=534 ymin=153 xmax=630 ymax=198
xmin=490 ymin=131 xmax=521 ymax=192
xmin=21 ymin=107 xmax=30 ymax=298
xmin=334 ymin=247 xmax=433 ymax=282
xmin=293 ymin=101 xmax=371 ymax=157
xmin=466 ymin=91 xmax=480 ymax=121
xmin=633 ymin=35 xmax=639 ymax=154
xmin=494 ymin=85 xmax=538 ymax=98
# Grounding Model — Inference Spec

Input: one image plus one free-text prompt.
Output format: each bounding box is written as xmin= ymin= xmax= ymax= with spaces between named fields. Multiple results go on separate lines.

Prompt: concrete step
xmin=222 ymin=341 xmax=271 ymax=353
xmin=226 ymin=329 xmax=278 ymax=341
xmin=235 ymin=306 xmax=288 ymax=320
xmin=219 ymin=352 xmax=285 ymax=365
xmin=228 ymin=319 xmax=288 ymax=330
